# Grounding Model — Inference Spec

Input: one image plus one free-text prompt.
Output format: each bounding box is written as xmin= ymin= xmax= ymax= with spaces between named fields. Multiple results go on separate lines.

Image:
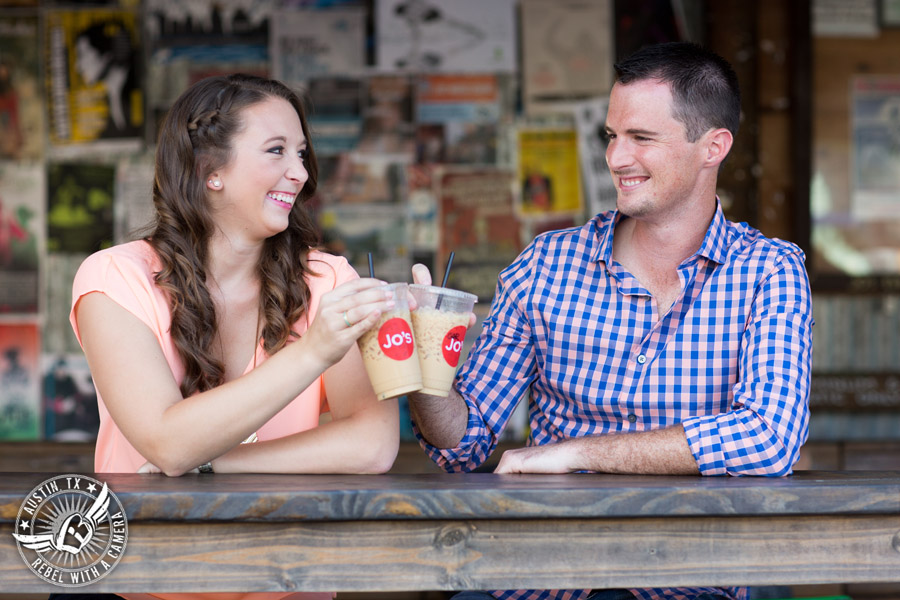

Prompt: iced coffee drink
xmin=357 ymin=283 xmax=423 ymax=400
xmin=409 ymin=284 xmax=478 ymax=396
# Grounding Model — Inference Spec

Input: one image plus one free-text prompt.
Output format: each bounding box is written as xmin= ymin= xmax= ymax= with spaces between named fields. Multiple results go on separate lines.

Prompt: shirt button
xmin=637 ymin=354 xmax=647 ymax=364
xmin=627 ymin=414 xmax=637 ymax=423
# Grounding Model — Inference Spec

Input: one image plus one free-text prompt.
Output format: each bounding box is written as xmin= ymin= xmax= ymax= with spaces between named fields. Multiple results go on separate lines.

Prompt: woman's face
xmin=75 ymin=37 xmax=108 ymax=84
xmin=210 ymin=97 xmax=310 ymax=244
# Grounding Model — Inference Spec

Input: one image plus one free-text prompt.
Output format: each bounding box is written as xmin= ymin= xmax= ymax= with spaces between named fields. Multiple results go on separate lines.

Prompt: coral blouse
xmin=70 ymin=240 xmax=354 ymax=600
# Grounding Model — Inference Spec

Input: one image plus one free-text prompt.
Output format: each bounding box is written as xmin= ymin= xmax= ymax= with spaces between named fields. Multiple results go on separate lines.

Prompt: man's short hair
xmin=614 ymin=42 xmax=741 ymax=142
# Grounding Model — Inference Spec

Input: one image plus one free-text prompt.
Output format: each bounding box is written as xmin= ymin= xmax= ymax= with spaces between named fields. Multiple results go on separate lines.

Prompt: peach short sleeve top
xmin=69 ymin=240 xmax=356 ymax=600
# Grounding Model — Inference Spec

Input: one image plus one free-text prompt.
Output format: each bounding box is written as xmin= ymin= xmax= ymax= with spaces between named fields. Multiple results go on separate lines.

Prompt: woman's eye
xmin=268 ymin=146 xmax=285 ymax=155
xmin=299 ymin=148 xmax=309 ymax=160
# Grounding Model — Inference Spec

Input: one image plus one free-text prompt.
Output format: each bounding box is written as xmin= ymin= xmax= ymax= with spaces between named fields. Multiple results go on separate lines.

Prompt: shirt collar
xmin=593 ymin=198 xmax=730 ymax=266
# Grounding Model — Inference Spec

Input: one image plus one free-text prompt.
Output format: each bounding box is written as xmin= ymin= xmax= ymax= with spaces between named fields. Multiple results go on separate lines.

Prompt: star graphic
xmin=87 ymin=483 xmax=97 ymax=493
xmin=18 ymin=520 xmax=29 ymax=530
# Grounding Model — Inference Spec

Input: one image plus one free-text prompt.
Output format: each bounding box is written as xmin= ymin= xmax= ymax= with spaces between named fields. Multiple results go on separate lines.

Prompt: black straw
xmin=435 ymin=252 xmax=455 ymax=309
xmin=367 ymin=252 xmax=374 ymax=278
xmin=440 ymin=252 xmax=455 ymax=287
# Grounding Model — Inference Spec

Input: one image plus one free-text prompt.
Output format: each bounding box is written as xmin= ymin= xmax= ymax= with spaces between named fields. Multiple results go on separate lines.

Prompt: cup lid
xmin=409 ymin=283 xmax=478 ymax=303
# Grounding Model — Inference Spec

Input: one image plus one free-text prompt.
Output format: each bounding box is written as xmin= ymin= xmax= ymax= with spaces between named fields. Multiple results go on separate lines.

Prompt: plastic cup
xmin=408 ymin=284 xmax=478 ymax=396
xmin=356 ymin=282 xmax=423 ymax=401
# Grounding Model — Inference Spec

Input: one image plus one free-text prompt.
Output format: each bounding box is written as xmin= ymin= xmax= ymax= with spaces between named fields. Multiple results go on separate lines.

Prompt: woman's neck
xmin=206 ymin=234 xmax=263 ymax=294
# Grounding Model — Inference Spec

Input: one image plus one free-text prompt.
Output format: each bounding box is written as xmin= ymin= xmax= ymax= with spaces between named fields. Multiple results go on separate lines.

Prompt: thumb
xmin=412 ymin=263 xmax=433 ymax=286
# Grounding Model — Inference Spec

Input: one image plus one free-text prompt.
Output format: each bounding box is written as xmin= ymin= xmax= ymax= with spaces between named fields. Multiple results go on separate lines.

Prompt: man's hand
xmin=494 ymin=441 xmax=576 ymax=474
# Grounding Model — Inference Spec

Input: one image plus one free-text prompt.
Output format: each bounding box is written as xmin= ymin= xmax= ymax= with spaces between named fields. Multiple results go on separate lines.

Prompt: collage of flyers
xmin=0 ymin=0 xmax=691 ymax=442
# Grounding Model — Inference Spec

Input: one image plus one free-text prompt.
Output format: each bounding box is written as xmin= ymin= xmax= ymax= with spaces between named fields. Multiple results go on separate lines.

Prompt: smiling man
xmin=408 ymin=42 xmax=814 ymax=600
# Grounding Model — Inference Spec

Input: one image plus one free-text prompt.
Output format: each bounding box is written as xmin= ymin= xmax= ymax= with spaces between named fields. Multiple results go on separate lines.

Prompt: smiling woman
xmin=64 ymin=74 xmax=401 ymax=600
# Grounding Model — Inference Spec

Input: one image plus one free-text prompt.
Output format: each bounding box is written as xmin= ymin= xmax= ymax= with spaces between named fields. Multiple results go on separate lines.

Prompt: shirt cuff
xmin=412 ymin=398 xmax=492 ymax=473
xmin=682 ymin=415 xmax=727 ymax=476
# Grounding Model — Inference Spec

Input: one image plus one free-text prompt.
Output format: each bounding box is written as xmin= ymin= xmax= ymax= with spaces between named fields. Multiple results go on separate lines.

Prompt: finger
xmin=412 ymin=263 xmax=433 ymax=285
xmin=328 ymin=277 xmax=389 ymax=300
xmin=338 ymin=293 xmax=397 ymax=324
xmin=347 ymin=309 xmax=386 ymax=336
xmin=468 ymin=312 xmax=477 ymax=328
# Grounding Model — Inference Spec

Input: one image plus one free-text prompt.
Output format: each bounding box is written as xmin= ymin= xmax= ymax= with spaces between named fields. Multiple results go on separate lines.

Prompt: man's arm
xmin=407 ymin=263 xmax=471 ymax=449
xmin=494 ymin=425 xmax=699 ymax=475
xmin=407 ymin=388 xmax=469 ymax=449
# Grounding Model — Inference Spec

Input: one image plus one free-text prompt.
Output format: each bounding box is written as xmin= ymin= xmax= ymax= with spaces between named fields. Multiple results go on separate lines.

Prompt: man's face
xmin=604 ymin=79 xmax=708 ymax=222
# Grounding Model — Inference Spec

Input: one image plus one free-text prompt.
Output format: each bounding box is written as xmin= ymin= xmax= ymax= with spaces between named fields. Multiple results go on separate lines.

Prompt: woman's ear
xmin=206 ymin=174 xmax=223 ymax=191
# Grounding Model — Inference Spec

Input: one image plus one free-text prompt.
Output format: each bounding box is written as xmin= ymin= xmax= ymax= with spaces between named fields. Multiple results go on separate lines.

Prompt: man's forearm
xmin=407 ymin=387 xmax=470 ymax=449
xmin=494 ymin=424 xmax=700 ymax=475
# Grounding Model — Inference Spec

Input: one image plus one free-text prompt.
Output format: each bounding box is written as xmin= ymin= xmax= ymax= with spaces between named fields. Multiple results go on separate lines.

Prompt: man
xmin=409 ymin=42 xmax=813 ymax=600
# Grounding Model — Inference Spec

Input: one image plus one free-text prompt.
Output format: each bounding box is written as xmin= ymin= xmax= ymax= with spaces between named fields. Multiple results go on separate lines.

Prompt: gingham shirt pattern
xmin=415 ymin=204 xmax=813 ymax=600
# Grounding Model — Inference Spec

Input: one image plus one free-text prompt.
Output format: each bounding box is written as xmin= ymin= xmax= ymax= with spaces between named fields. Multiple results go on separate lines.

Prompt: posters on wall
xmin=0 ymin=161 xmax=43 ymax=314
xmin=114 ymin=154 xmax=156 ymax=244
xmin=144 ymin=0 xmax=276 ymax=139
xmin=851 ymin=76 xmax=900 ymax=222
xmin=47 ymin=161 xmax=115 ymax=254
xmin=375 ymin=0 xmax=516 ymax=73
xmin=0 ymin=13 xmax=44 ymax=160
xmin=358 ymin=75 xmax=417 ymax=156
xmin=44 ymin=8 xmax=144 ymax=148
xmin=517 ymin=128 xmax=583 ymax=218
xmin=520 ymin=0 xmax=614 ymax=116
xmin=0 ymin=322 xmax=40 ymax=440
xmin=415 ymin=74 xmax=501 ymax=165
xmin=43 ymin=252 xmax=86 ymax=356
xmin=42 ymin=352 xmax=99 ymax=441
xmin=572 ymin=97 xmax=617 ymax=216
xmin=813 ymin=0 xmax=879 ymax=37
xmin=270 ymin=7 xmax=366 ymax=84
xmin=406 ymin=163 xmax=438 ymax=257
xmin=438 ymin=167 xmax=520 ymax=303
xmin=304 ymin=77 xmax=364 ymax=155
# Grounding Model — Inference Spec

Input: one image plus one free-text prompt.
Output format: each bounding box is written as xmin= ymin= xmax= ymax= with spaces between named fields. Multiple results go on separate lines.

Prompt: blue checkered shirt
xmin=415 ymin=204 xmax=814 ymax=600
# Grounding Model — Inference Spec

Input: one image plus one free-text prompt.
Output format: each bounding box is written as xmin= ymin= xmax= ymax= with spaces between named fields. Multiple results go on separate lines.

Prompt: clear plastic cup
xmin=356 ymin=282 xmax=423 ymax=401
xmin=408 ymin=284 xmax=478 ymax=396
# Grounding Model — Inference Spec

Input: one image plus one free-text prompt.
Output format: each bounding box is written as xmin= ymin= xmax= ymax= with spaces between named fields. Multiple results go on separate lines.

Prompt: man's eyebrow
xmin=605 ymin=126 xmax=659 ymax=137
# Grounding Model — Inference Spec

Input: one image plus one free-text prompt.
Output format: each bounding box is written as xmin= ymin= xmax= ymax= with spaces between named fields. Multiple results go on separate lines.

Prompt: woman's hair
xmin=149 ymin=73 xmax=320 ymax=397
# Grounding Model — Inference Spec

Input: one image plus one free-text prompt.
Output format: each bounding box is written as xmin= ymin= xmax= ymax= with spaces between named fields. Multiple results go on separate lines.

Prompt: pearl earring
xmin=209 ymin=180 xmax=221 ymax=188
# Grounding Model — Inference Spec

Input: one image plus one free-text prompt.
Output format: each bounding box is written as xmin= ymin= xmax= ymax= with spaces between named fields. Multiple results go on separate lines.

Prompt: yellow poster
xmin=517 ymin=128 xmax=583 ymax=217
xmin=44 ymin=8 xmax=143 ymax=146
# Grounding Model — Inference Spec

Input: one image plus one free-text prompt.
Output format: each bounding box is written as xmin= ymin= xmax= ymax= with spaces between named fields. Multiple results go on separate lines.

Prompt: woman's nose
xmin=287 ymin=155 xmax=309 ymax=184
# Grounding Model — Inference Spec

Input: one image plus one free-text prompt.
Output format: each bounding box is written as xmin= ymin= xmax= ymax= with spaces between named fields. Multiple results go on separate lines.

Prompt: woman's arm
xmin=76 ymin=277 xmax=393 ymax=476
xmin=209 ymin=343 xmax=399 ymax=474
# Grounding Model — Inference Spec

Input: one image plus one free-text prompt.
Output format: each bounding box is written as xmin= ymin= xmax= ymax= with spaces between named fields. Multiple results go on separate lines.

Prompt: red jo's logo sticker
xmin=441 ymin=326 xmax=467 ymax=367
xmin=378 ymin=318 xmax=415 ymax=360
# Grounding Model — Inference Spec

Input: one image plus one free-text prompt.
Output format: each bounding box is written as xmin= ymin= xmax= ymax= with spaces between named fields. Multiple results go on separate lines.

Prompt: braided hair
xmin=149 ymin=74 xmax=320 ymax=397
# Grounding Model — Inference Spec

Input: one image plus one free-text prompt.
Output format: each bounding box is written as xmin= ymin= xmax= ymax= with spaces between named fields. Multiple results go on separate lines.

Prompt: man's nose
xmin=605 ymin=138 xmax=632 ymax=171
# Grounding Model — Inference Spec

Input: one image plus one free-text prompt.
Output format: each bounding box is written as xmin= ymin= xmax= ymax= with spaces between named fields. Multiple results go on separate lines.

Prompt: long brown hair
xmin=149 ymin=74 xmax=320 ymax=397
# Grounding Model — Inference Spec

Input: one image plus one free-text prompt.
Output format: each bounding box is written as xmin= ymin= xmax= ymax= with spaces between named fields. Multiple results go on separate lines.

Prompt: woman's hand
xmin=303 ymin=278 xmax=395 ymax=367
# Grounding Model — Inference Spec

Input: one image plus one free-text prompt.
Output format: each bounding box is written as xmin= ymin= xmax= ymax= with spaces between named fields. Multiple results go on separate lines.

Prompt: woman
xmin=67 ymin=75 xmax=399 ymax=600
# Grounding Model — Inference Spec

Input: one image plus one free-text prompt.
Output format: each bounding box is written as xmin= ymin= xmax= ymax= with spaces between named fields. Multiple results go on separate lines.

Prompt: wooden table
xmin=1 ymin=471 xmax=899 ymax=594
